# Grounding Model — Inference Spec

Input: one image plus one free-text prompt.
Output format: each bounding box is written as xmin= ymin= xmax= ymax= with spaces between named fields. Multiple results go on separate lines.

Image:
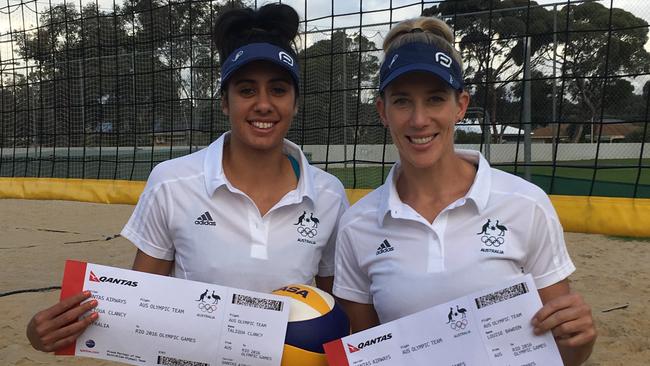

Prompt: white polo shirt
xmin=333 ymin=149 xmax=575 ymax=323
xmin=122 ymin=132 xmax=348 ymax=293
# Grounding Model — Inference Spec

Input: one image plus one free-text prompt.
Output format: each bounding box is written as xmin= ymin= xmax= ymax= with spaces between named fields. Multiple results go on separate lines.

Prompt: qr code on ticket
xmin=474 ymin=282 xmax=529 ymax=309
xmin=157 ymin=355 xmax=209 ymax=366
xmin=232 ymin=293 xmax=284 ymax=311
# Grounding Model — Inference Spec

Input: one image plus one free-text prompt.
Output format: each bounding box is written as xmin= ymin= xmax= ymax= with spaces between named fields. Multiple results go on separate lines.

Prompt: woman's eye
xmin=239 ymin=88 xmax=255 ymax=96
xmin=271 ymin=87 xmax=287 ymax=95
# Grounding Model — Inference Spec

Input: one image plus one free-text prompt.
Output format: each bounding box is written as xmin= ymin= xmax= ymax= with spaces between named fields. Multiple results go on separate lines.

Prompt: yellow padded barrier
xmin=1 ymin=178 xmax=648 ymax=237
xmin=548 ymin=195 xmax=650 ymax=238
xmin=0 ymin=178 xmax=144 ymax=205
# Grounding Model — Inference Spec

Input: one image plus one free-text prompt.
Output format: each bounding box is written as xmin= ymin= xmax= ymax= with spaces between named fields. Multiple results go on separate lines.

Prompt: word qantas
xmin=349 ymin=333 xmax=393 ymax=353
xmin=89 ymin=271 xmax=139 ymax=287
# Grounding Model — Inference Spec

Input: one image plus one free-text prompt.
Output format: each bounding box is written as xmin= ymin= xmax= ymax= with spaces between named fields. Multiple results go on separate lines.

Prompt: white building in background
xmin=456 ymin=118 xmax=530 ymax=142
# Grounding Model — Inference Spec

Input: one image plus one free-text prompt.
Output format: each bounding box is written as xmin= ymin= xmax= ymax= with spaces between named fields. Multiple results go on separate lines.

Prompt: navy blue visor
xmin=220 ymin=42 xmax=300 ymax=92
xmin=379 ymin=42 xmax=464 ymax=92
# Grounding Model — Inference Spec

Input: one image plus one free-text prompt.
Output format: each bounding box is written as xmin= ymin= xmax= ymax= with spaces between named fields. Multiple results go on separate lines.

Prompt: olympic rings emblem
xmin=449 ymin=318 xmax=468 ymax=331
xmin=481 ymin=235 xmax=504 ymax=247
xmin=198 ymin=302 xmax=218 ymax=313
xmin=297 ymin=226 xmax=318 ymax=238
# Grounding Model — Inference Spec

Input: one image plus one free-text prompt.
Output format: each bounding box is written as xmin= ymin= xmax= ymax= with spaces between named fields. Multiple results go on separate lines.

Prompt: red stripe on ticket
xmin=55 ymin=260 xmax=88 ymax=356
xmin=324 ymin=339 xmax=350 ymax=366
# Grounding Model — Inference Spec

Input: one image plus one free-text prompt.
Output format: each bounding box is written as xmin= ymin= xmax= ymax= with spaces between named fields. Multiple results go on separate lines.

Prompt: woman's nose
xmin=409 ymin=103 xmax=429 ymax=128
xmin=253 ymin=90 xmax=273 ymax=113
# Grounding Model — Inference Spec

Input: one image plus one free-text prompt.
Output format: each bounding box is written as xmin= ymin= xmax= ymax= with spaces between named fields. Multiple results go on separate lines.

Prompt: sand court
xmin=1 ymin=199 xmax=648 ymax=365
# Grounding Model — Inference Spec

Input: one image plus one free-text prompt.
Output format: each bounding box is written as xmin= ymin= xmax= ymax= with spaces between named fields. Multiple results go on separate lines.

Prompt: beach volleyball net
xmin=0 ymin=0 xmax=649 ymax=198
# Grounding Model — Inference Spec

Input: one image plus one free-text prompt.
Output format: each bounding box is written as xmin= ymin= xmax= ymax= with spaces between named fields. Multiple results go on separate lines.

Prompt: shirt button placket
xmin=249 ymin=212 xmax=269 ymax=260
xmin=427 ymin=213 xmax=448 ymax=272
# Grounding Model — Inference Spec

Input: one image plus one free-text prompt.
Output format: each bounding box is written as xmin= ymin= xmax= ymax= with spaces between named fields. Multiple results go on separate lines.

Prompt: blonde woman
xmin=333 ymin=17 xmax=596 ymax=365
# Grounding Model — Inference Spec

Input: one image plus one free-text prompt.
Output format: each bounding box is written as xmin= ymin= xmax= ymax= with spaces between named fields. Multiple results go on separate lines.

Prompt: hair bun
xmin=212 ymin=3 xmax=299 ymax=61
xmin=255 ymin=3 xmax=299 ymax=41
xmin=424 ymin=24 xmax=453 ymax=44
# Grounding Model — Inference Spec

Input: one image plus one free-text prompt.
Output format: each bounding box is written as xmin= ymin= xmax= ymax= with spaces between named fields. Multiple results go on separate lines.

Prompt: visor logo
xmin=435 ymin=52 xmax=452 ymax=68
xmin=388 ymin=54 xmax=399 ymax=69
xmin=279 ymin=51 xmax=294 ymax=66
xmin=232 ymin=50 xmax=244 ymax=62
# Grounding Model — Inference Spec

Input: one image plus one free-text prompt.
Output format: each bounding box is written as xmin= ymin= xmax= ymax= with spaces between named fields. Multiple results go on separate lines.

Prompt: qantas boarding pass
xmin=56 ymin=260 xmax=290 ymax=366
xmin=324 ymin=275 xmax=563 ymax=366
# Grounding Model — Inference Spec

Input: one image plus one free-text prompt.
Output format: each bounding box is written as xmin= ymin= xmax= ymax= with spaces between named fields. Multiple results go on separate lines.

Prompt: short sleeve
xmin=318 ymin=189 xmax=350 ymax=277
xmin=525 ymin=196 xmax=576 ymax=289
xmin=121 ymin=170 xmax=175 ymax=261
xmin=333 ymin=226 xmax=373 ymax=304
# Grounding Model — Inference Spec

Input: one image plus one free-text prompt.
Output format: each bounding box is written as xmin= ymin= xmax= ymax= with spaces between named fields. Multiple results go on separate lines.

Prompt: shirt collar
xmin=377 ymin=163 xmax=404 ymax=225
xmin=203 ymin=132 xmax=317 ymax=202
xmin=455 ymin=149 xmax=491 ymax=213
xmin=377 ymin=149 xmax=492 ymax=225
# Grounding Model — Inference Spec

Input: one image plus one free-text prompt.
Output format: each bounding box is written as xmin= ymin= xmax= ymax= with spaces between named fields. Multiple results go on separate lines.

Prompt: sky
xmin=1 ymin=0 xmax=649 ymax=73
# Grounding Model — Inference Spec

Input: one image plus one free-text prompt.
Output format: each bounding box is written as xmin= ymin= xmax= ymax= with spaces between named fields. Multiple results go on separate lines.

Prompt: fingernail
xmin=90 ymin=299 xmax=98 ymax=307
xmin=83 ymin=290 xmax=92 ymax=297
xmin=90 ymin=312 xmax=99 ymax=320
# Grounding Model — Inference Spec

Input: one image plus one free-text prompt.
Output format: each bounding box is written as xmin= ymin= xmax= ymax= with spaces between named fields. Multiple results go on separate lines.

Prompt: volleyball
xmin=272 ymin=284 xmax=350 ymax=366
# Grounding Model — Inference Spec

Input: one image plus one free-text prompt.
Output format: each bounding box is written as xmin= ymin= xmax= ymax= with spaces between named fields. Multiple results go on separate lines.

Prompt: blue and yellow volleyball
xmin=272 ymin=284 xmax=350 ymax=366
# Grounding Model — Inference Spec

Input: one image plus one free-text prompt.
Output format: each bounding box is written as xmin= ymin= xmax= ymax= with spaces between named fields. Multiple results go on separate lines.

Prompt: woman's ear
xmin=376 ymin=97 xmax=388 ymax=128
xmin=455 ymin=91 xmax=470 ymax=122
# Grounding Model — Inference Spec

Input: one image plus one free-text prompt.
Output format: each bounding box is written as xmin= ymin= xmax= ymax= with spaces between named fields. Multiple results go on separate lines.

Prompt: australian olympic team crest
xmin=196 ymin=289 xmax=220 ymax=313
xmin=477 ymin=218 xmax=508 ymax=254
xmin=294 ymin=211 xmax=319 ymax=245
xmin=446 ymin=305 xmax=470 ymax=336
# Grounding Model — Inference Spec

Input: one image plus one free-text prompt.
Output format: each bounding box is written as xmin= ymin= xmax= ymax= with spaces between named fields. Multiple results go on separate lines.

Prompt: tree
xmin=423 ymin=0 xmax=554 ymax=142
xmin=602 ymin=79 xmax=636 ymax=116
xmin=12 ymin=1 xmax=247 ymax=147
xmin=15 ymin=3 xmax=149 ymax=146
xmin=554 ymin=2 xmax=650 ymax=142
xmin=293 ymin=30 xmax=380 ymax=145
xmin=455 ymin=129 xmax=483 ymax=144
xmin=114 ymin=0 xmax=244 ymax=145
xmin=0 ymin=74 xmax=34 ymax=147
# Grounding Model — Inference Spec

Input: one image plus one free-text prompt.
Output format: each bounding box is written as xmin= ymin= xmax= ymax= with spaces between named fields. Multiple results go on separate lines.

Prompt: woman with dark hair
xmin=333 ymin=16 xmax=596 ymax=365
xmin=27 ymin=3 xmax=348 ymax=353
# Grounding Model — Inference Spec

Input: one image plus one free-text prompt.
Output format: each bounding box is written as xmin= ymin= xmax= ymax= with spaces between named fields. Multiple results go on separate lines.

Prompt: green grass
xmin=497 ymin=159 xmax=650 ymax=185
xmin=3 ymin=154 xmax=649 ymax=198
xmin=325 ymin=160 xmax=650 ymax=198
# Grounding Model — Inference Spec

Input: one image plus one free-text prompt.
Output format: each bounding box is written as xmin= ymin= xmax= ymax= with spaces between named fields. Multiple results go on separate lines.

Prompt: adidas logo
xmin=194 ymin=211 xmax=216 ymax=226
xmin=376 ymin=239 xmax=394 ymax=255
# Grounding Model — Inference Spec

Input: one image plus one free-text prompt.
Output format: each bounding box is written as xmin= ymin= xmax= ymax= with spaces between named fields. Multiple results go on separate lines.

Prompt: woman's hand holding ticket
xmin=26 ymin=291 xmax=99 ymax=352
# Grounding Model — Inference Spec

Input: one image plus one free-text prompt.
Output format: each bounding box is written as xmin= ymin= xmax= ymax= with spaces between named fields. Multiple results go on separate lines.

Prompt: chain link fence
xmin=0 ymin=0 xmax=648 ymax=197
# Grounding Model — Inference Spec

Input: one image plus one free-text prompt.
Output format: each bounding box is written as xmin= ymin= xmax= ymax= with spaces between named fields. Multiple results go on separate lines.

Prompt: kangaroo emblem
xmin=477 ymin=219 xmax=491 ymax=235
xmin=196 ymin=289 xmax=208 ymax=302
xmin=294 ymin=211 xmax=306 ymax=226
